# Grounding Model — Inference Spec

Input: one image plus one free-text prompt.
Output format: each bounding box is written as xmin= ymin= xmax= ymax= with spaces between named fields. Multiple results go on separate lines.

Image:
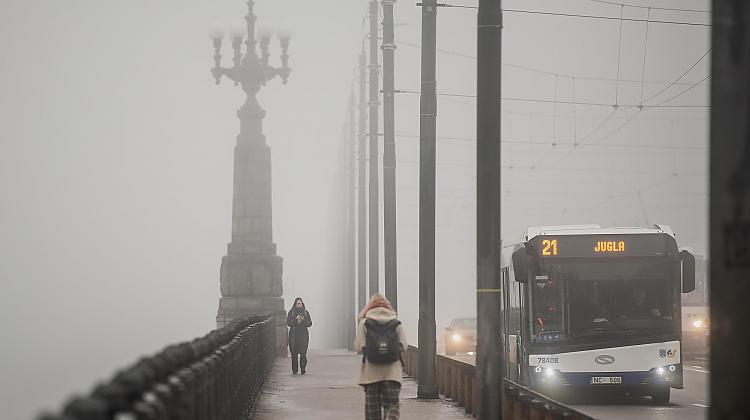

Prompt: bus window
xmin=531 ymin=259 xmax=676 ymax=341
xmin=531 ymin=275 xmax=562 ymax=340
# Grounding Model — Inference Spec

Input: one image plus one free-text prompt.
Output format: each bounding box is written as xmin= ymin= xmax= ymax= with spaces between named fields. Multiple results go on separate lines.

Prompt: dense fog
xmin=0 ymin=0 xmax=708 ymax=418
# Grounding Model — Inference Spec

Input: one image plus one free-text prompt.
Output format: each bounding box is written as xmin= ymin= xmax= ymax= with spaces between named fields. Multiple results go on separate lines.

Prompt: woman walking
xmin=287 ymin=297 xmax=312 ymax=374
xmin=354 ymin=293 xmax=407 ymax=420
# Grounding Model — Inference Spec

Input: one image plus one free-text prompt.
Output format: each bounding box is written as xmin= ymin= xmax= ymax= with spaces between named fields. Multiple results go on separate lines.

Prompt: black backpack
xmin=363 ymin=319 xmax=402 ymax=364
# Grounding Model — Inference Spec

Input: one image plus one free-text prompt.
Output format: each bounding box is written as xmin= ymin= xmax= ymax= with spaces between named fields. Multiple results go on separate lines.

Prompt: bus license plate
xmin=591 ymin=376 xmax=622 ymax=385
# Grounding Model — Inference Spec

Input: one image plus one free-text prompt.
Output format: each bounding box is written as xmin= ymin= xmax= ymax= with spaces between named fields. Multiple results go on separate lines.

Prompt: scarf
xmin=288 ymin=297 xmax=306 ymax=317
xmin=358 ymin=298 xmax=394 ymax=319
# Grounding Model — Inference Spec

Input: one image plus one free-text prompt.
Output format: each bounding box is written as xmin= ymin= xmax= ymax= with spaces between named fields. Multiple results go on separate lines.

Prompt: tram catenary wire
xmin=394 ymin=90 xmax=709 ymax=108
xmin=582 ymin=0 xmax=711 ymax=14
xmin=435 ymin=3 xmax=710 ymax=26
xmin=395 ymin=40 xmax=711 ymax=87
xmin=393 ymin=134 xmax=707 ymax=151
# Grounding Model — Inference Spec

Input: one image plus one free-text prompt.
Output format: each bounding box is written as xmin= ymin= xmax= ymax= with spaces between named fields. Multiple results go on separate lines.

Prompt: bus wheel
xmin=651 ymin=387 xmax=670 ymax=405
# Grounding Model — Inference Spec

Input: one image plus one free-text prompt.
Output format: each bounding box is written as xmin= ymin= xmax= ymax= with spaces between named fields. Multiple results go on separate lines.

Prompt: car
xmin=682 ymin=305 xmax=709 ymax=356
xmin=444 ymin=318 xmax=477 ymax=356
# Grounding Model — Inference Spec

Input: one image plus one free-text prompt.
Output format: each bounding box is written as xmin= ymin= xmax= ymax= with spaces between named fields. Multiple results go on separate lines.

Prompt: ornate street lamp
xmin=210 ymin=1 xmax=292 ymax=357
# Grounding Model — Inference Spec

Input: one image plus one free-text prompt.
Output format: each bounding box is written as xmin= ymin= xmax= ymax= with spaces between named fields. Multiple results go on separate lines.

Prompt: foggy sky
xmin=0 ymin=0 xmax=709 ymax=418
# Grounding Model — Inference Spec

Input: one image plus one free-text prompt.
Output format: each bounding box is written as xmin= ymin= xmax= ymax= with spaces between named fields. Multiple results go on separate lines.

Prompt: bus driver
xmin=621 ymin=286 xmax=661 ymax=318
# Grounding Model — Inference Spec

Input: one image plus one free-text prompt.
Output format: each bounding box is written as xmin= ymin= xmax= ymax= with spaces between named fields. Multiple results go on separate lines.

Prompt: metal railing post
xmin=39 ymin=315 xmax=276 ymax=420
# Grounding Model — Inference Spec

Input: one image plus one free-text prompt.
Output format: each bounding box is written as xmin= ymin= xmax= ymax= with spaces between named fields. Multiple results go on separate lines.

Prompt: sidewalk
xmin=254 ymin=349 xmax=473 ymax=419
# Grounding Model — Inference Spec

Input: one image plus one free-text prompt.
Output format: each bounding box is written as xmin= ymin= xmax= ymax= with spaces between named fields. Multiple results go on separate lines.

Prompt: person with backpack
xmin=287 ymin=297 xmax=312 ymax=374
xmin=354 ymin=293 xmax=407 ymax=420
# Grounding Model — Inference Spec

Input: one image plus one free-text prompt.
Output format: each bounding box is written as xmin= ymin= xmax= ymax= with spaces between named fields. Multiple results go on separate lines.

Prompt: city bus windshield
xmin=530 ymin=258 xmax=676 ymax=342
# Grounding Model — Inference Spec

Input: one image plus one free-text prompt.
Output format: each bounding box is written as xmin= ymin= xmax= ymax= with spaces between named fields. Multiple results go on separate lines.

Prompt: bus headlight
xmin=451 ymin=334 xmax=462 ymax=342
xmin=653 ymin=366 xmax=676 ymax=382
xmin=692 ymin=319 xmax=707 ymax=329
xmin=534 ymin=366 xmax=542 ymax=374
xmin=544 ymin=368 xmax=556 ymax=377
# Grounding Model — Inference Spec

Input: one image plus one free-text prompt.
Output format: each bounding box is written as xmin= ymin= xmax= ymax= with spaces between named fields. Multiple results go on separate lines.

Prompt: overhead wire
xmin=390 ymin=1 xmax=709 ymax=212
xmin=641 ymin=49 xmax=712 ymax=105
xmin=395 ymin=90 xmax=708 ymax=108
xmin=639 ymin=8 xmax=651 ymax=105
xmin=615 ymin=4 xmax=624 ymax=107
xmin=500 ymin=8 xmax=709 ymax=26
xmin=440 ymin=2 xmax=710 ymax=25
xmin=581 ymin=0 xmax=711 ymax=14
xmin=525 ymin=4 xmax=628 ymax=172
xmin=651 ymin=73 xmax=712 ymax=107
xmin=443 ymin=0 xmax=711 ymax=15
xmin=537 ymin=47 xmax=712 ymax=168
xmin=395 ymin=39 xmax=710 ymax=87
xmin=394 ymin=134 xmax=707 ymax=151
xmin=393 ymin=157 xmax=696 ymax=176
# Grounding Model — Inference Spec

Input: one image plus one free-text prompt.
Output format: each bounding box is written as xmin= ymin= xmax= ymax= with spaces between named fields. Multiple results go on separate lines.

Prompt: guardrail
xmin=39 ymin=314 xmax=275 ymax=420
xmin=404 ymin=345 xmax=593 ymax=419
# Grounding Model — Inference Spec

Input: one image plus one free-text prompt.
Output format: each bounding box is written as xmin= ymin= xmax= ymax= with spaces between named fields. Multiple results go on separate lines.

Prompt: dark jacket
xmin=287 ymin=309 xmax=312 ymax=354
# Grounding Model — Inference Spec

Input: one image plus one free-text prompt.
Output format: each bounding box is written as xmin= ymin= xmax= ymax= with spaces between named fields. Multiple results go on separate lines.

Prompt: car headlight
xmin=451 ymin=334 xmax=462 ymax=342
xmin=692 ymin=319 xmax=707 ymax=328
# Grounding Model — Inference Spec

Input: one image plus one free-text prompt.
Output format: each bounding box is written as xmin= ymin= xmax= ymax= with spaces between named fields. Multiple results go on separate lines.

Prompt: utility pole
xmin=339 ymin=125 xmax=348 ymax=348
xmin=347 ymin=91 xmax=357 ymax=350
xmin=358 ymin=52 xmax=368 ymax=310
xmin=417 ymin=0 xmax=438 ymax=399
xmin=368 ymin=0 xmax=381 ymax=297
xmin=382 ymin=0 xmax=398 ymax=311
xmin=476 ymin=0 xmax=503 ymax=418
xmin=710 ymin=1 xmax=750 ymax=417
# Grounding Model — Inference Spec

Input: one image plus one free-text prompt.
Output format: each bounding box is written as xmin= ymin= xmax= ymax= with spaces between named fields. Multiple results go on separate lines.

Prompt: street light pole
xmin=417 ymin=0 xmax=438 ymax=400
xmin=368 ymin=0 xmax=381 ymax=297
xmin=358 ymin=52 xmax=368 ymax=311
xmin=209 ymin=0 xmax=292 ymax=356
xmin=382 ymin=0 xmax=398 ymax=312
xmin=476 ymin=0 xmax=503 ymax=418
xmin=348 ymin=91 xmax=357 ymax=350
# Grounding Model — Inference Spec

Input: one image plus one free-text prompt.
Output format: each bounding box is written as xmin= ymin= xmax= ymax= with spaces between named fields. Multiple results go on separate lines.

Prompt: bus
xmin=681 ymin=254 xmax=708 ymax=356
xmin=500 ymin=225 xmax=695 ymax=404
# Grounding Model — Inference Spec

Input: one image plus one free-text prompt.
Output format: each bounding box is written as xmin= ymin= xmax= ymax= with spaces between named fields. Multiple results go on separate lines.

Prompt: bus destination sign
xmin=594 ymin=241 xmax=625 ymax=253
xmin=531 ymin=234 xmax=676 ymax=258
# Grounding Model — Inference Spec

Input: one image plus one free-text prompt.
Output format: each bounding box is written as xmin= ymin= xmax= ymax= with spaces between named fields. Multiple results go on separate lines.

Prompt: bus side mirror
xmin=512 ymin=246 xmax=528 ymax=282
xmin=680 ymin=250 xmax=695 ymax=293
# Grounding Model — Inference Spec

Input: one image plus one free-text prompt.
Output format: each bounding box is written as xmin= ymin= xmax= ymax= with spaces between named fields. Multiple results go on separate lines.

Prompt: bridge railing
xmin=404 ymin=345 xmax=593 ymax=420
xmin=39 ymin=314 xmax=275 ymax=420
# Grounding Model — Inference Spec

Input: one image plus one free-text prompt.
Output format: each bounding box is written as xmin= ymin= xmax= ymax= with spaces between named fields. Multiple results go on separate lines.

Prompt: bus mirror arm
xmin=680 ymin=250 xmax=696 ymax=293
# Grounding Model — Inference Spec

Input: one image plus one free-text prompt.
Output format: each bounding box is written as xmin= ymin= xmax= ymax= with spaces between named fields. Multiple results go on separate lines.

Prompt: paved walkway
xmin=254 ymin=349 xmax=473 ymax=419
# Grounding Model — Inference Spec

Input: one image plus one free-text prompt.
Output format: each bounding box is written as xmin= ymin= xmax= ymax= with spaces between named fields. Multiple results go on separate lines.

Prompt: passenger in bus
xmin=621 ymin=286 xmax=661 ymax=318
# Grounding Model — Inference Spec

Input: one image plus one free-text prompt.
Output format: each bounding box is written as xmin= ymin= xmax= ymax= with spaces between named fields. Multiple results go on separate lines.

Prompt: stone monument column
xmin=209 ymin=0 xmax=292 ymax=356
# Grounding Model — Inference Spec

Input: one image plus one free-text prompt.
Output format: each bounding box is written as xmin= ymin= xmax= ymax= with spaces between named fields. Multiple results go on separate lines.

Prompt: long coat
xmin=287 ymin=310 xmax=312 ymax=354
xmin=353 ymin=306 xmax=407 ymax=385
